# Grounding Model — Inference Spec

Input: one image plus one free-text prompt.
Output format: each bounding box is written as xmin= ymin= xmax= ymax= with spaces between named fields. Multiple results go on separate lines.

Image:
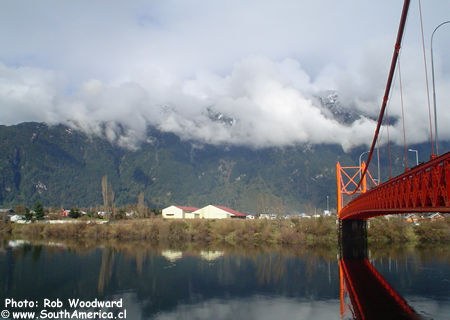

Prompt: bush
xmin=24 ymin=208 xmax=33 ymax=221
xmin=415 ymin=218 xmax=450 ymax=243
xmin=167 ymin=221 xmax=189 ymax=242
xmin=189 ymin=220 xmax=214 ymax=242
xmin=69 ymin=208 xmax=81 ymax=219
xmin=368 ymin=217 xmax=416 ymax=244
xmin=3 ymin=215 xmax=446 ymax=247
xmin=0 ymin=221 xmax=12 ymax=234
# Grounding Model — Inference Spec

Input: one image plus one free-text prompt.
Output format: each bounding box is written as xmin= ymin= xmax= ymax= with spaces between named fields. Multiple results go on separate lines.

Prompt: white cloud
xmin=0 ymin=57 xmax=380 ymax=150
xmin=0 ymin=63 xmax=61 ymax=123
xmin=0 ymin=0 xmax=449 ymax=150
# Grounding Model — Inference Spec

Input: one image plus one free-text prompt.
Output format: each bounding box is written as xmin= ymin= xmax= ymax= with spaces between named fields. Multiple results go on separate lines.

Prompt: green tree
xmin=69 ymin=208 xmax=81 ymax=219
xmin=151 ymin=208 xmax=162 ymax=216
xmin=115 ymin=209 xmax=126 ymax=220
xmin=24 ymin=207 xmax=33 ymax=221
xmin=33 ymin=201 xmax=45 ymax=220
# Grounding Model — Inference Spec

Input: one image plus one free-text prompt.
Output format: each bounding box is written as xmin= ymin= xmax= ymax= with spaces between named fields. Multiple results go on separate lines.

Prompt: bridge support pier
xmin=339 ymin=219 xmax=367 ymax=259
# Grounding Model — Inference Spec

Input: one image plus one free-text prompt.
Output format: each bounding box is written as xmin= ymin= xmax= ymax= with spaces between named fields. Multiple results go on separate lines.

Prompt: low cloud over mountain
xmin=1 ymin=1 xmax=449 ymax=150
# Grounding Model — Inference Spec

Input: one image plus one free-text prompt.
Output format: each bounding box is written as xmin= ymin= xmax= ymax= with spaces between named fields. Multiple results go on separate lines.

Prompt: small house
xmin=0 ymin=208 xmax=14 ymax=215
xmin=429 ymin=213 xmax=443 ymax=221
xmin=405 ymin=214 xmax=419 ymax=223
xmin=9 ymin=215 xmax=23 ymax=222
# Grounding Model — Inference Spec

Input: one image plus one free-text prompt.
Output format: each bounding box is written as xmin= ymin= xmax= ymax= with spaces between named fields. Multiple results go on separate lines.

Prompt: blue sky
xmin=0 ymin=0 xmax=449 ymax=149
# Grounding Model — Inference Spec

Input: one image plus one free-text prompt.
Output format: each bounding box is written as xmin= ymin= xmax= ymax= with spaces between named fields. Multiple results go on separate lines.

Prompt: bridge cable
xmin=350 ymin=0 xmax=410 ymax=195
xmin=418 ymin=0 xmax=435 ymax=157
xmin=381 ymin=61 xmax=400 ymax=180
xmin=398 ymin=59 xmax=409 ymax=170
xmin=386 ymin=109 xmax=393 ymax=179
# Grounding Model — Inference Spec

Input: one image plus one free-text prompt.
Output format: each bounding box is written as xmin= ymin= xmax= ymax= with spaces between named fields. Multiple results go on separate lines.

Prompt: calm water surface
xmin=0 ymin=240 xmax=448 ymax=319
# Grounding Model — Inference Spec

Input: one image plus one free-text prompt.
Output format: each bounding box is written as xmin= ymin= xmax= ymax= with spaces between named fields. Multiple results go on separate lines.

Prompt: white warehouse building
xmin=193 ymin=205 xmax=246 ymax=219
xmin=162 ymin=205 xmax=246 ymax=219
xmin=162 ymin=206 xmax=200 ymax=219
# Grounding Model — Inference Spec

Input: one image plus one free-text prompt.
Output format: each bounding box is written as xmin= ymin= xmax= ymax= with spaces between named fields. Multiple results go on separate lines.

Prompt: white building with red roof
xmin=193 ymin=205 xmax=246 ymax=219
xmin=162 ymin=205 xmax=200 ymax=219
xmin=162 ymin=205 xmax=246 ymax=219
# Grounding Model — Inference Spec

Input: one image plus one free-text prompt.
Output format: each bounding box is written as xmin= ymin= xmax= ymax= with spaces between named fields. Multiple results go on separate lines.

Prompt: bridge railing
xmin=339 ymin=152 xmax=450 ymax=220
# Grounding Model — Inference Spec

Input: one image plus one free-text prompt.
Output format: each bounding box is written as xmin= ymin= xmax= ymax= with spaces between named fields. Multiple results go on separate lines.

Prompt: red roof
xmin=214 ymin=205 xmax=246 ymax=217
xmin=176 ymin=206 xmax=199 ymax=212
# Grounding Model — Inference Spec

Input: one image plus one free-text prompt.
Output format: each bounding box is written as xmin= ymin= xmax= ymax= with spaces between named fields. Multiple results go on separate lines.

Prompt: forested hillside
xmin=1 ymin=122 xmax=443 ymax=213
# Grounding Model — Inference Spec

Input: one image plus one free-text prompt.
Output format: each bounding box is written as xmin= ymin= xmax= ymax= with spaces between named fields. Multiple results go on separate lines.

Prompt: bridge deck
xmin=339 ymin=152 xmax=450 ymax=220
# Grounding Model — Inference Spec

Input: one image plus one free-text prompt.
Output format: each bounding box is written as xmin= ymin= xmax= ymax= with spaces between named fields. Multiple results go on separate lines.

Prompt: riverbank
xmin=2 ymin=216 xmax=337 ymax=247
xmin=368 ymin=215 xmax=450 ymax=245
xmin=1 ymin=215 xmax=449 ymax=247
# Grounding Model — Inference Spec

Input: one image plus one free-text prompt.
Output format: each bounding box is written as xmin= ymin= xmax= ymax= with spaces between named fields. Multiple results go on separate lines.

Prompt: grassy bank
xmin=1 ymin=215 xmax=449 ymax=247
xmin=368 ymin=216 xmax=450 ymax=245
xmin=4 ymin=217 xmax=338 ymax=247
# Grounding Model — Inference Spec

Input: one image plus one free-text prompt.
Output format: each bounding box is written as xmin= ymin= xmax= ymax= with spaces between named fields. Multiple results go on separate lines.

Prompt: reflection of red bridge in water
xmin=339 ymin=259 xmax=421 ymax=320
xmin=336 ymin=0 xmax=449 ymax=318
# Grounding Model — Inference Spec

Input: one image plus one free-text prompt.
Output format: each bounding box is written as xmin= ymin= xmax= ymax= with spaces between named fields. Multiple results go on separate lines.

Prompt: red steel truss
xmin=338 ymin=152 xmax=450 ymax=220
xmin=336 ymin=162 xmax=379 ymax=214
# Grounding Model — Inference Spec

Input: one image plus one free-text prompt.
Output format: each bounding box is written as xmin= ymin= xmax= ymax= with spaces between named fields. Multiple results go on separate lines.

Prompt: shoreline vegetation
xmin=1 ymin=215 xmax=449 ymax=247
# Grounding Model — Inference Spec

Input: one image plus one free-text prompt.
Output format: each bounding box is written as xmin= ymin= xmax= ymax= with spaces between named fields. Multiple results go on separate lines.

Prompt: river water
xmin=0 ymin=240 xmax=448 ymax=319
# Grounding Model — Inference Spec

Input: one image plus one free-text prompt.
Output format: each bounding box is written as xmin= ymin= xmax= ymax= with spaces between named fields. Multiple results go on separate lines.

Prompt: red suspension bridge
xmin=336 ymin=0 xmax=450 ymax=221
xmin=337 ymin=1 xmax=449 ymax=318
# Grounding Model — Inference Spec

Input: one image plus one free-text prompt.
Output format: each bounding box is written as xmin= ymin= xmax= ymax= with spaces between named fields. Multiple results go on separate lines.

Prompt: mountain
xmin=0 ymin=122 xmax=446 ymax=213
xmin=316 ymin=91 xmax=363 ymax=124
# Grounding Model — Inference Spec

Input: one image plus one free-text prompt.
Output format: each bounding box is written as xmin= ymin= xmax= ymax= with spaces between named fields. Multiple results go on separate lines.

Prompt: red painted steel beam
xmin=339 ymin=152 xmax=450 ymax=220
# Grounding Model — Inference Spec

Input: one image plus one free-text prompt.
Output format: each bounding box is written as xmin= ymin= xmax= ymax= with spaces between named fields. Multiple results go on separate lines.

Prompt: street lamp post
xmin=376 ymin=144 xmax=380 ymax=184
xmin=359 ymin=149 xmax=380 ymax=184
xmin=359 ymin=150 xmax=370 ymax=180
xmin=431 ymin=20 xmax=450 ymax=156
xmin=408 ymin=148 xmax=419 ymax=166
